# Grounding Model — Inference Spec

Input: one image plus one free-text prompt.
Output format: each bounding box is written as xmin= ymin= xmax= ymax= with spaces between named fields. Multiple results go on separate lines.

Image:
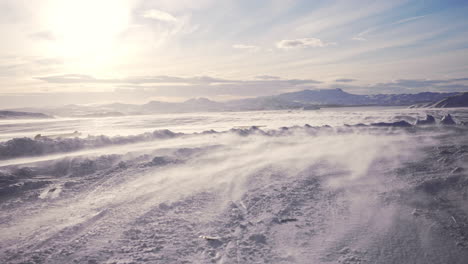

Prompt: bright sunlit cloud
xmin=142 ymin=9 xmax=178 ymax=23
xmin=43 ymin=0 xmax=130 ymax=57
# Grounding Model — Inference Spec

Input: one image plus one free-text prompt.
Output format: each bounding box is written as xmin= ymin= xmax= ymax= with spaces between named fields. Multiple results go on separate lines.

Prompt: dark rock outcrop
xmin=440 ymin=114 xmax=456 ymax=125
xmin=416 ymin=115 xmax=436 ymax=125
xmin=371 ymin=120 xmax=413 ymax=127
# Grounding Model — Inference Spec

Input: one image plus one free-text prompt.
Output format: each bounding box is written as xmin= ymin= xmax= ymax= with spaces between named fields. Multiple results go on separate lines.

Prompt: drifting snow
xmin=0 ymin=130 xmax=181 ymax=160
xmin=0 ymin=108 xmax=468 ymax=263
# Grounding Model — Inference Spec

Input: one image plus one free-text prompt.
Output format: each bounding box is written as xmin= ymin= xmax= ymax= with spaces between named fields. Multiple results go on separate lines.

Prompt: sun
xmin=42 ymin=0 xmax=131 ymax=69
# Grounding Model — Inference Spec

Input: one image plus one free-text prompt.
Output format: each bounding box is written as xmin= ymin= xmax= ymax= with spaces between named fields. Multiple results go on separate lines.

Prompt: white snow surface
xmin=0 ymin=106 xmax=459 ymax=142
xmin=1 ymin=107 xmax=468 ymax=263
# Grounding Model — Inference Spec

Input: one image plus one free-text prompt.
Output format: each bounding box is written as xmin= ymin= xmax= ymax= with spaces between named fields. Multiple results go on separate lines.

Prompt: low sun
xmin=42 ymin=0 xmax=131 ymax=70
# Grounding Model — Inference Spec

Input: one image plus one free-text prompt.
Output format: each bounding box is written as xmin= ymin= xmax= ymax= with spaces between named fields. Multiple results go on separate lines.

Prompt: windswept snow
xmin=1 ymin=107 xmax=468 ymax=263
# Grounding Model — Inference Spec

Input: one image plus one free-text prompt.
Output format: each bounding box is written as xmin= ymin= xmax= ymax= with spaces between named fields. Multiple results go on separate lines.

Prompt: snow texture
xmin=1 ymin=108 xmax=468 ymax=263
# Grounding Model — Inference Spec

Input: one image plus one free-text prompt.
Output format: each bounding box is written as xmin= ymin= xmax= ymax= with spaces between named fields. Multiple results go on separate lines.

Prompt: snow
xmin=1 ymin=107 xmax=468 ymax=263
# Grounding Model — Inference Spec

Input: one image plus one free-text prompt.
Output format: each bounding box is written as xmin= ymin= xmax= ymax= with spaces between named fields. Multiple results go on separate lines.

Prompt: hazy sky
xmin=1 ymin=0 xmax=468 ymax=107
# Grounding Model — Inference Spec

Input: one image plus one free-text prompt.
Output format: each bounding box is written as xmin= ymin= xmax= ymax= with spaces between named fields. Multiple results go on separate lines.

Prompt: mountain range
xmin=5 ymin=89 xmax=466 ymax=117
xmin=410 ymin=92 xmax=468 ymax=108
xmin=276 ymin=88 xmax=460 ymax=106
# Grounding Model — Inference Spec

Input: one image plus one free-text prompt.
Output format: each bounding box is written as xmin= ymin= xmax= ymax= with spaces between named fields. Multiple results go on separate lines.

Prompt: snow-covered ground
xmin=0 ymin=106 xmax=458 ymax=141
xmin=1 ymin=107 xmax=468 ymax=263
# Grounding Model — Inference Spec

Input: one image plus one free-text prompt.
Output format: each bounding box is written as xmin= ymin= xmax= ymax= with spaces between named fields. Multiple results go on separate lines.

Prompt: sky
xmin=1 ymin=0 xmax=468 ymax=107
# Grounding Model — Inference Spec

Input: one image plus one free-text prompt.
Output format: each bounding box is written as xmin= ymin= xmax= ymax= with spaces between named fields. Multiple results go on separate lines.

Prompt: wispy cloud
xmin=351 ymin=36 xmax=367 ymax=41
xmin=256 ymin=75 xmax=281 ymax=80
xmin=36 ymin=74 xmax=321 ymax=86
xmin=36 ymin=74 xmax=468 ymax=95
xmin=351 ymin=27 xmax=378 ymax=41
xmin=36 ymin=74 xmax=228 ymax=85
xmin=276 ymin=38 xmax=336 ymax=50
xmin=331 ymin=78 xmax=468 ymax=94
xmin=232 ymin=44 xmax=260 ymax=52
xmin=335 ymin=78 xmax=356 ymax=83
xmin=29 ymin=31 xmax=55 ymax=41
xmin=142 ymin=9 xmax=178 ymax=23
xmin=376 ymin=78 xmax=468 ymax=88
xmin=392 ymin=15 xmax=426 ymax=25
xmin=352 ymin=15 xmax=427 ymax=41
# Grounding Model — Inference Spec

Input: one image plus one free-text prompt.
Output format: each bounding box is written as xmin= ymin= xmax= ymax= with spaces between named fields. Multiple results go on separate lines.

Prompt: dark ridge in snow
xmin=370 ymin=120 xmax=413 ymax=127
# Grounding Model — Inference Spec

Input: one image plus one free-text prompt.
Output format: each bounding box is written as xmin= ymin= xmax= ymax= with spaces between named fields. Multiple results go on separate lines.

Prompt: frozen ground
xmin=0 ymin=106 xmax=458 ymax=141
xmin=1 ymin=107 xmax=468 ymax=263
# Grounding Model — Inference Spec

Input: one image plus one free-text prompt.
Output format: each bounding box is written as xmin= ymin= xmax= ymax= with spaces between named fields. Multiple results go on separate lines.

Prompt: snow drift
xmin=1 ymin=109 xmax=468 ymax=263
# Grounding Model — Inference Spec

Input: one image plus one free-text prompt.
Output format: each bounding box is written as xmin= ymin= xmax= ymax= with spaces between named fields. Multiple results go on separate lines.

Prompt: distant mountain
xmin=277 ymin=88 xmax=368 ymax=105
xmin=225 ymin=96 xmax=319 ymax=111
xmin=367 ymin=91 xmax=461 ymax=106
xmin=138 ymin=98 xmax=225 ymax=113
xmin=178 ymin=98 xmax=225 ymax=112
xmin=136 ymin=97 xmax=318 ymax=113
xmin=0 ymin=110 xmax=51 ymax=119
xmin=423 ymin=92 xmax=468 ymax=108
xmin=276 ymin=88 xmax=459 ymax=106
xmin=4 ymin=89 xmax=465 ymax=116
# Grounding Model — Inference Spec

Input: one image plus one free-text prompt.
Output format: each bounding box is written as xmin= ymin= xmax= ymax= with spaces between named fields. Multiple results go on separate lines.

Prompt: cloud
xmin=256 ymin=75 xmax=281 ymax=80
xmin=376 ymin=78 xmax=466 ymax=88
xmin=392 ymin=15 xmax=426 ymax=25
xmin=34 ymin=58 xmax=63 ymax=65
xmin=335 ymin=78 xmax=356 ymax=83
xmin=36 ymin=74 xmax=320 ymax=86
xmin=37 ymin=74 xmax=99 ymax=83
xmin=368 ymin=78 xmax=468 ymax=93
xmin=276 ymin=38 xmax=336 ymax=49
xmin=351 ymin=28 xmax=375 ymax=41
xmin=352 ymin=16 xmax=426 ymax=41
xmin=0 ymin=63 xmax=22 ymax=77
xmin=352 ymin=36 xmax=367 ymax=41
xmin=34 ymin=74 xmax=322 ymax=98
xmin=37 ymin=75 xmax=468 ymax=95
xmin=330 ymin=78 xmax=468 ymax=94
xmin=29 ymin=31 xmax=55 ymax=41
xmin=142 ymin=9 xmax=177 ymax=23
xmin=452 ymin=78 xmax=468 ymax=82
xmin=232 ymin=44 xmax=260 ymax=52
xmin=35 ymin=75 xmax=232 ymax=85
xmin=9 ymin=74 xmax=468 ymax=108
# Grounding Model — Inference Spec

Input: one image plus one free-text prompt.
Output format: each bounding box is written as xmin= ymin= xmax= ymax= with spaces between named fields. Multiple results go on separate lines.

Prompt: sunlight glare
xmin=44 ymin=0 xmax=130 ymax=66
